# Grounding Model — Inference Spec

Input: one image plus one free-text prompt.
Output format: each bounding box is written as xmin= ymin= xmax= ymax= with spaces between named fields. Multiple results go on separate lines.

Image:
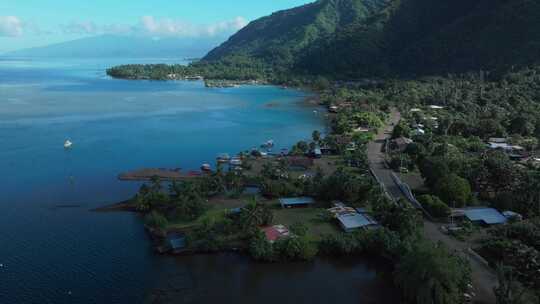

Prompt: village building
xmin=262 ymin=225 xmax=291 ymax=243
xmin=279 ymin=197 xmax=315 ymax=208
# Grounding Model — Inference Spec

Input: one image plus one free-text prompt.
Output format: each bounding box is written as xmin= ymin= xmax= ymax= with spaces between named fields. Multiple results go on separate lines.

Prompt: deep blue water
xmin=0 ymin=58 xmax=397 ymax=304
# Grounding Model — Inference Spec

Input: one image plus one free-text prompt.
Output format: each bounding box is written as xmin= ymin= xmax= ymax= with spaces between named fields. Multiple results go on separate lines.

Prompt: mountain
xmin=203 ymin=0 xmax=540 ymax=78
xmin=6 ymin=34 xmax=224 ymax=59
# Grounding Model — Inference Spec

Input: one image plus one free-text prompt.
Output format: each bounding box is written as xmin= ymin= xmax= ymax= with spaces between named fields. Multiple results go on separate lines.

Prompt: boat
xmin=64 ymin=140 xmax=73 ymax=149
xmin=201 ymin=163 xmax=212 ymax=172
xmin=229 ymin=157 xmax=242 ymax=166
xmin=217 ymin=153 xmax=231 ymax=163
xmin=260 ymin=140 xmax=274 ymax=149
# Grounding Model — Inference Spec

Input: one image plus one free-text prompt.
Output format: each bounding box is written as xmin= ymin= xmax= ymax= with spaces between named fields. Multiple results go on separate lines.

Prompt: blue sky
xmin=0 ymin=0 xmax=312 ymax=53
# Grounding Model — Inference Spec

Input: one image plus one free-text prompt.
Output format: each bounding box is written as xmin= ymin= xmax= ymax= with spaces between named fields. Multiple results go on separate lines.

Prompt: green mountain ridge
xmin=203 ymin=0 xmax=540 ymax=78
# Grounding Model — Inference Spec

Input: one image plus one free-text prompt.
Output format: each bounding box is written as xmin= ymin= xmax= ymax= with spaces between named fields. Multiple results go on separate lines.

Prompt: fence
xmin=391 ymin=172 xmax=434 ymax=220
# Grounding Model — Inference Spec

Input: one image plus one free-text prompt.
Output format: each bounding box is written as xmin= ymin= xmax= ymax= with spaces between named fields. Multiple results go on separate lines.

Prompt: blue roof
xmin=279 ymin=197 xmax=315 ymax=207
xmin=464 ymin=208 xmax=508 ymax=225
xmin=167 ymin=234 xmax=186 ymax=250
xmin=338 ymin=213 xmax=378 ymax=230
xmin=229 ymin=207 xmax=242 ymax=214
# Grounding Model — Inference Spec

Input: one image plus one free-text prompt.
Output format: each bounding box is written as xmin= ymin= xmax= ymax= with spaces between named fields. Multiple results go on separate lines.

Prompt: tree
xmin=373 ymin=198 xmax=423 ymax=240
xmin=392 ymin=121 xmax=411 ymax=139
xmin=312 ymin=130 xmax=321 ymax=143
xmin=249 ymin=230 xmax=275 ymax=261
xmin=418 ymin=195 xmax=451 ymax=218
xmin=238 ymin=199 xmax=274 ymax=230
xmin=145 ymin=211 xmax=169 ymax=229
xmin=494 ymin=264 xmax=526 ymax=304
xmin=395 ymin=241 xmax=471 ymax=304
xmin=434 ymin=174 xmax=472 ymax=207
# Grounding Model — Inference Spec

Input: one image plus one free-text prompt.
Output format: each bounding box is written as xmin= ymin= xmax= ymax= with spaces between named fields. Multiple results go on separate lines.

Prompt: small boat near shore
xmin=201 ymin=163 xmax=212 ymax=172
xmin=261 ymin=139 xmax=274 ymax=149
xmin=217 ymin=153 xmax=231 ymax=163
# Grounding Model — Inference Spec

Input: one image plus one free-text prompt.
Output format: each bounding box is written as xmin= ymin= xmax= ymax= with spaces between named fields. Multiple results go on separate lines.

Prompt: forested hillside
xmin=204 ymin=0 xmax=540 ymax=78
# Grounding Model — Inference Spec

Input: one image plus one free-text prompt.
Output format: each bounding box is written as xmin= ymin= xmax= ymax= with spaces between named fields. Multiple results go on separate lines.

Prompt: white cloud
xmin=64 ymin=21 xmax=99 ymax=35
xmin=61 ymin=16 xmax=248 ymax=38
xmin=0 ymin=16 xmax=23 ymax=37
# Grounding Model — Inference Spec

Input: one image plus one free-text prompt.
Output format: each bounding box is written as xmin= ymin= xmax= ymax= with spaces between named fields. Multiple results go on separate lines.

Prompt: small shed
xmin=279 ymin=197 xmax=315 ymax=208
xmin=337 ymin=213 xmax=379 ymax=232
xmin=463 ymin=208 xmax=508 ymax=226
xmin=262 ymin=225 xmax=290 ymax=243
xmin=167 ymin=233 xmax=186 ymax=252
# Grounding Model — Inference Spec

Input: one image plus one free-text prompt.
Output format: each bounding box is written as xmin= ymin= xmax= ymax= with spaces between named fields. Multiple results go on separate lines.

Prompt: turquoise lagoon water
xmin=0 ymin=58 xmax=397 ymax=304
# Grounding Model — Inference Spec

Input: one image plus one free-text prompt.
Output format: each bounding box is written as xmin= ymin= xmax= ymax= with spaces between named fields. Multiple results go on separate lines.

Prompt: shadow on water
xmin=145 ymin=253 xmax=400 ymax=304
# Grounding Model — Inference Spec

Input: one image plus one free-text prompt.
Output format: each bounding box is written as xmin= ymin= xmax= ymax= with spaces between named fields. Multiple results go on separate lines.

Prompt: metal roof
xmin=463 ymin=208 xmax=508 ymax=225
xmin=279 ymin=197 xmax=315 ymax=207
xmin=337 ymin=213 xmax=378 ymax=230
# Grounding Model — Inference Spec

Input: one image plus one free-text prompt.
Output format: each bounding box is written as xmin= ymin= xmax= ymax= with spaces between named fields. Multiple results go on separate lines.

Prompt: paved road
xmin=367 ymin=109 xmax=497 ymax=304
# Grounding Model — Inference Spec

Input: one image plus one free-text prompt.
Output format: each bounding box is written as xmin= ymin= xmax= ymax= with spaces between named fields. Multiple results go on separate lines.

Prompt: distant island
xmin=107 ymin=0 xmax=540 ymax=303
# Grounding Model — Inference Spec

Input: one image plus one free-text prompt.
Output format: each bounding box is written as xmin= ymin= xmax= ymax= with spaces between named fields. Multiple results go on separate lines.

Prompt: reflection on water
xmin=147 ymin=254 xmax=400 ymax=304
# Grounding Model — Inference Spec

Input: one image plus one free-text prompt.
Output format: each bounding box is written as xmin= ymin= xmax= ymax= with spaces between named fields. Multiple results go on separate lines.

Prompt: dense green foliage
xmin=108 ymin=0 xmax=540 ymax=81
xmin=417 ymin=195 xmax=451 ymax=218
xmin=395 ymin=241 xmax=472 ymax=304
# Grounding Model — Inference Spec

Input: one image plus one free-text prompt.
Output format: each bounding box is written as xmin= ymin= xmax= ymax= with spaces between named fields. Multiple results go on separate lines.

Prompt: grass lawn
xmin=272 ymin=207 xmax=341 ymax=240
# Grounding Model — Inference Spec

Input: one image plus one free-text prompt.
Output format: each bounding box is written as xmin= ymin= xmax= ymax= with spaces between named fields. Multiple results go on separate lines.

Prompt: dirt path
xmin=367 ymin=109 xmax=497 ymax=304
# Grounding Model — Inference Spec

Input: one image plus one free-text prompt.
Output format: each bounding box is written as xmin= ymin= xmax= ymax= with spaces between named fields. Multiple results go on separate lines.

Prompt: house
xmin=310 ymin=148 xmax=322 ymax=159
xmin=502 ymin=211 xmax=523 ymax=221
xmin=414 ymin=128 xmax=426 ymax=136
xmin=391 ymin=137 xmax=413 ymax=152
xmin=489 ymin=138 xmax=507 ymax=144
xmin=166 ymin=233 xmax=186 ymax=253
xmin=337 ymin=213 xmax=380 ymax=232
xmin=429 ymin=105 xmax=445 ymax=110
xmin=487 ymin=142 xmax=527 ymax=160
xmin=262 ymin=225 xmax=290 ymax=242
xmin=279 ymin=197 xmax=315 ymax=208
xmin=354 ymin=127 xmax=370 ymax=133
xmin=460 ymin=207 xmax=508 ymax=226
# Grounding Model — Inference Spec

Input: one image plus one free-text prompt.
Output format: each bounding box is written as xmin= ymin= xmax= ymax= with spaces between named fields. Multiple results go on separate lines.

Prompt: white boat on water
xmin=261 ymin=140 xmax=274 ymax=149
xmin=64 ymin=140 xmax=73 ymax=149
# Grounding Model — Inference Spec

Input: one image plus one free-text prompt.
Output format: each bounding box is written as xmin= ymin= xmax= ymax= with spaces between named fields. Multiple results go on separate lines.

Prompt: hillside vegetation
xmin=205 ymin=0 xmax=540 ymax=78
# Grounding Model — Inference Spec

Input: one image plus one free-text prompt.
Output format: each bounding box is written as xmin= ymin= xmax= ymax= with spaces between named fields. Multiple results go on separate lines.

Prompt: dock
xmin=118 ymin=168 xmax=206 ymax=181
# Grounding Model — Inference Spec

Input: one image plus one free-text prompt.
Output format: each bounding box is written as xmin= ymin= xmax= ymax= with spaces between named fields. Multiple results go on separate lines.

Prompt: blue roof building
xmin=279 ymin=197 xmax=315 ymax=208
xmin=337 ymin=213 xmax=379 ymax=232
xmin=167 ymin=233 xmax=186 ymax=252
xmin=463 ymin=208 xmax=508 ymax=225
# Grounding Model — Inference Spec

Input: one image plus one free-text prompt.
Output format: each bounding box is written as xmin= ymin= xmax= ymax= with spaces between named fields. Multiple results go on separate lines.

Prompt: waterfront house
xmin=262 ymin=225 xmax=290 ymax=243
xmin=166 ymin=233 xmax=186 ymax=253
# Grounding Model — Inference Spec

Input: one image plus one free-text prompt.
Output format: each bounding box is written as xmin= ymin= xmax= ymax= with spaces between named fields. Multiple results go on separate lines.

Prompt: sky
xmin=0 ymin=0 xmax=313 ymax=53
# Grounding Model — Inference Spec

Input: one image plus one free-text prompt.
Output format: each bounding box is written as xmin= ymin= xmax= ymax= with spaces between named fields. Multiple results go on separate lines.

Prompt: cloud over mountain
xmin=62 ymin=16 xmax=248 ymax=38
xmin=0 ymin=16 xmax=23 ymax=37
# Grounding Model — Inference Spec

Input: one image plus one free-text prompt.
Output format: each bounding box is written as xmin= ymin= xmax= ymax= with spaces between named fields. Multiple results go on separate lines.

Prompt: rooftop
xmin=279 ymin=197 xmax=315 ymax=208
xmin=262 ymin=225 xmax=290 ymax=242
xmin=337 ymin=213 xmax=379 ymax=231
xmin=462 ymin=207 xmax=508 ymax=225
